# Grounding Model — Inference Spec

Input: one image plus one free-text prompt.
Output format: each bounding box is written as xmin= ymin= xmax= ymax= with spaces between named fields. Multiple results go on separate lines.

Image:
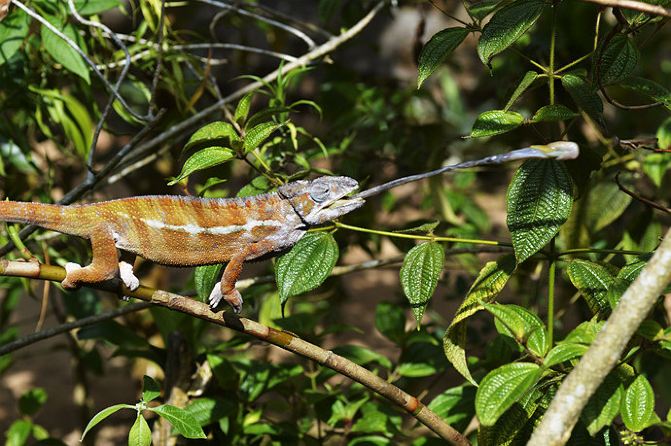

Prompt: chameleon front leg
xmin=62 ymin=228 xmax=120 ymax=289
xmin=209 ymin=240 xmax=274 ymax=313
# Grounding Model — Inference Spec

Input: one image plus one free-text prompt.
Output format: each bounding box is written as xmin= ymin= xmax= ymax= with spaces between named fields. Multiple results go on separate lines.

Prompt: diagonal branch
xmin=579 ymin=0 xmax=671 ymax=17
xmin=0 ymin=259 xmax=470 ymax=446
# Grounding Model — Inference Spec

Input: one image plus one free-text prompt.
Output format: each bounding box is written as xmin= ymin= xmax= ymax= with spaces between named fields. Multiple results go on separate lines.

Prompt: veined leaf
xmin=81 ymin=404 xmax=135 ymax=441
xmin=619 ymin=76 xmax=671 ymax=110
xmin=504 ymin=71 xmax=539 ymax=110
xmin=74 ymin=0 xmax=122 ymax=15
xmin=562 ymin=73 xmax=604 ymax=128
xmin=581 ymin=373 xmax=624 ymax=436
xmin=531 ymin=104 xmax=579 ymax=123
xmin=586 ymin=180 xmax=632 ymax=231
xmin=443 ymin=255 xmax=516 ymax=384
xmin=657 ymin=117 xmax=671 ymax=150
xmin=544 ymin=342 xmax=588 ymax=367
xmin=475 ymin=362 xmax=542 ymax=426
xmin=621 ymin=375 xmax=658 ymax=432
xmin=142 ymin=376 xmax=160 ymax=403
xmin=477 ymin=0 xmax=546 ymax=64
xmin=484 ymin=303 xmax=549 ymax=357
xmin=467 ymin=0 xmax=503 ymax=20
xmin=184 ymin=121 xmax=238 ymax=151
xmin=417 ymin=27 xmax=470 ymax=88
xmin=400 ymin=242 xmax=444 ymax=325
xmin=643 ymin=152 xmax=671 ymax=187
xmin=618 ymin=258 xmax=648 ymax=284
xmin=194 ymin=264 xmax=224 ymax=303
xmin=596 ymin=34 xmax=638 ymax=85
xmin=128 ymin=414 xmax=151 ymax=446
xmin=243 ymin=121 xmax=281 ymax=153
xmin=275 ymin=232 xmax=339 ymax=306
xmin=41 ymin=21 xmax=90 ymax=83
xmin=470 ymin=109 xmax=524 ymax=138
xmin=0 ymin=9 xmax=29 ymax=65
xmin=567 ymin=259 xmax=616 ymax=315
xmin=168 ymin=146 xmax=234 ymax=185
xmin=150 ymin=404 xmax=207 ymax=439
xmin=506 ymin=159 xmax=573 ymax=263
xmin=234 ymin=93 xmax=254 ymax=124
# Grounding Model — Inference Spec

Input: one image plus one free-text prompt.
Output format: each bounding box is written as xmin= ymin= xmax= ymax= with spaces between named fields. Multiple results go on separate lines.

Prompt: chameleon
xmin=0 ymin=176 xmax=364 ymax=313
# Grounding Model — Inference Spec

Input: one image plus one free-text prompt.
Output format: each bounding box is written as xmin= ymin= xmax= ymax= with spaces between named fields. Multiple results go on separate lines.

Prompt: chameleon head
xmin=279 ymin=176 xmax=365 ymax=225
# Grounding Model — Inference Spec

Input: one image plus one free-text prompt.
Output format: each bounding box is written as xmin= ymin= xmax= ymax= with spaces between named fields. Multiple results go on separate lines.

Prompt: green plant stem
xmin=556 ymin=248 xmax=650 ymax=257
xmin=547 ymin=238 xmax=556 ymax=346
xmin=549 ymin=5 xmax=557 ymax=105
xmin=334 ymin=222 xmax=510 ymax=247
xmin=555 ymin=52 xmax=593 ymax=74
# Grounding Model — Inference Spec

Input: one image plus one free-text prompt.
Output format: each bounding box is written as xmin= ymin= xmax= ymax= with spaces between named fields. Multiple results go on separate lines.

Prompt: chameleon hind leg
xmin=209 ymin=240 xmax=274 ymax=313
xmin=62 ymin=229 xmax=120 ymax=289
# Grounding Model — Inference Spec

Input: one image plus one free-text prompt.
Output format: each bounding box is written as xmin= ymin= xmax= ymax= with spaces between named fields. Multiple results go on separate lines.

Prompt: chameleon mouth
xmin=329 ymin=197 xmax=365 ymax=209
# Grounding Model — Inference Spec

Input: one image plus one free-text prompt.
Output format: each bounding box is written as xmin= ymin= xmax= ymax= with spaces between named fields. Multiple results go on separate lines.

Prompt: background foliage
xmin=1 ymin=0 xmax=671 ymax=444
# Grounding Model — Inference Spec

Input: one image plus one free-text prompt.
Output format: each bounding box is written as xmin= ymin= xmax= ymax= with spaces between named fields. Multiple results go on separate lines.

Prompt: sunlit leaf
xmin=150 ymin=404 xmax=207 ymax=439
xmin=531 ymin=104 xmax=579 ymax=123
xmin=400 ymin=242 xmax=444 ymax=325
xmin=596 ymin=34 xmax=638 ymax=85
xmin=567 ymin=259 xmax=616 ymax=315
xmin=41 ymin=21 xmax=90 ymax=83
xmin=621 ymin=375 xmax=659 ymax=432
xmin=581 ymin=373 xmax=624 ymax=436
xmin=505 ymin=71 xmax=539 ymax=110
xmin=470 ymin=109 xmax=524 ymax=138
xmin=184 ymin=121 xmax=238 ymax=151
xmin=417 ymin=27 xmax=470 ymax=88
xmin=168 ymin=146 xmax=234 ymax=185
xmin=0 ymin=9 xmax=29 ymax=65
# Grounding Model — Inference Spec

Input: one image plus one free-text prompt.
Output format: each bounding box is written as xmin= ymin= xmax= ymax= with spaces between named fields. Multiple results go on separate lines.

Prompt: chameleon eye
xmin=309 ymin=184 xmax=330 ymax=203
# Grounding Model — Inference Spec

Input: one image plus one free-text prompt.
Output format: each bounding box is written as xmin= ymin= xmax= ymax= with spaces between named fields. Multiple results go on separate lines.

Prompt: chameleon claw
xmin=62 ymin=262 xmax=83 ymax=288
xmin=208 ymin=286 xmax=223 ymax=309
xmin=118 ymin=261 xmax=140 ymax=291
xmin=208 ymin=285 xmax=243 ymax=313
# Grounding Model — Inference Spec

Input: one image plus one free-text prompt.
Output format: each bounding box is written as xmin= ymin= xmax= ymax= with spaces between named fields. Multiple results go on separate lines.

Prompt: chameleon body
xmin=0 ymin=176 xmax=364 ymax=313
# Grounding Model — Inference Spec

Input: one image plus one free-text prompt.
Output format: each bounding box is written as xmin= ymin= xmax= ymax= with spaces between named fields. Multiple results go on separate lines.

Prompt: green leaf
xmin=621 ymin=375 xmax=657 ymax=432
xmin=275 ymin=232 xmax=339 ymax=306
xmin=0 ymin=10 xmax=29 ymax=66
xmin=168 ymin=146 xmax=234 ymax=185
xmin=397 ymin=362 xmax=438 ymax=378
xmin=504 ymin=71 xmax=539 ymax=110
xmin=150 ymin=404 xmax=207 ymax=439
xmin=586 ymin=180 xmax=632 ymax=231
xmin=184 ymin=121 xmax=238 ymax=151
xmin=475 ymin=362 xmax=542 ymax=426
xmin=186 ymin=398 xmax=235 ymax=427
xmin=194 ymin=264 xmax=224 ymax=302
xmin=443 ymin=255 xmax=516 ymax=384
xmin=81 ymin=404 xmax=135 ymax=441
xmin=483 ymin=303 xmax=549 ymax=357
xmin=333 ymin=345 xmax=392 ymax=370
xmin=41 ymin=22 xmax=90 ymax=84
xmin=544 ymin=342 xmax=589 ymax=367
xmin=6 ymin=420 xmax=32 ymax=446
xmin=657 ymin=116 xmax=671 ymax=150
xmin=477 ymin=0 xmax=546 ymax=64
xmin=400 ymin=242 xmax=444 ymax=325
xmin=427 ymin=385 xmax=476 ymax=431
xmin=375 ymin=302 xmax=406 ymax=345
xmin=567 ymin=259 xmax=616 ymax=315
xmin=643 ymin=152 xmax=671 ymax=187
xmin=596 ymin=34 xmax=638 ymax=85
xmin=531 ymin=104 xmax=579 ymax=122
xmin=581 ymin=373 xmax=624 ymax=436
xmin=417 ymin=27 xmax=470 ymax=88
xmin=243 ymin=121 xmax=281 ymax=153
xmin=128 ymin=414 xmax=151 ymax=446
xmin=19 ymin=388 xmax=48 ymax=416
xmin=619 ymin=76 xmax=671 ymax=110
xmin=469 ymin=110 xmax=525 ymax=138
xmin=618 ymin=258 xmax=648 ymax=284
xmin=561 ymin=73 xmax=604 ymax=128
xmin=467 ymin=0 xmax=503 ymax=20
xmin=234 ymin=93 xmax=254 ymax=124
xmin=142 ymin=376 xmax=161 ymax=403
xmin=73 ymin=0 xmax=123 ymax=15
xmin=506 ymin=159 xmax=573 ymax=263
xmin=562 ymin=320 xmax=605 ymax=345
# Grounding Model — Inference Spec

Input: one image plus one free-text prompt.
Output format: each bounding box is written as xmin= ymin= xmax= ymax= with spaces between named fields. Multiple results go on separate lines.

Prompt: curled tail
xmin=0 ymin=201 xmax=87 ymax=236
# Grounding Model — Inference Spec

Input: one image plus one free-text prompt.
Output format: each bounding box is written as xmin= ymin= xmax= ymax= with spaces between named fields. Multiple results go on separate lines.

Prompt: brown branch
xmin=579 ymin=0 xmax=671 ymax=17
xmin=615 ymin=171 xmax=671 ymax=215
xmin=528 ymin=227 xmax=671 ymax=445
xmin=0 ymin=259 xmax=470 ymax=446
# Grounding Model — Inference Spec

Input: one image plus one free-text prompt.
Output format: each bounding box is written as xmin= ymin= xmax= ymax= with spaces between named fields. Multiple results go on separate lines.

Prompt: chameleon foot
xmin=208 ymin=285 xmax=243 ymax=314
xmin=62 ymin=262 xmax=83 ymax=288
xmin=119 ymin=261 xmax=140 ymax=291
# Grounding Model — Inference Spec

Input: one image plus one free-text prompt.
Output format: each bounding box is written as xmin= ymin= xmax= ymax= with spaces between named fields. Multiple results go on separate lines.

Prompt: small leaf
xmin=582 ymin=373 xmax=624 ymax=436
xmin=234 ymin=92 xmax=254 ymax=124
xmin=504 ymin=71 xmax=539 ymax=110
xmin=506 ymin=159 xmax=573 ymax=263
xmin=168 ymin=146 xmax=234 ymax=185
xmin=73 ymin=0 xmax=122 ymax=15
xmin=443 ymin=255 xmax=516 ymax=384
xmin=81 ymin=404 xmax=135 ymax=441
xmin=19 ymin=388 xmax=48 ymax=416
xmin=657 ymin=117 xmax=671 ymax=150
xmin=531 ymin=104 xmax=579 ymax=122
xmin=186 ymin=397 xmax=236 ymax=427
xmin=467 ymin=0 xmax=503 ymax=20
xmin=619 ymin=76 xmax=671 ymax=110
xmin=243 ymin=121 xmax=281 ymax=153
xmin=184 ymin=121 xmax=238 ymax=151
xmin=275 ymin=232 xmax=339 ymax=306
xmin=483 ymin=303 xmax=549 ymax=357
xmin=0 ymin=9 xmax=29 ymax=66
xmin=643 ymin=152 xmax=671 ymax=188
xmin=475 ymin=362 xmax=542 ymax=426
xmin=41 ymin=21 xmax=90 ymax=83
xmin=596 ymin=34 xmax=639 ymax=85
xmin=561 ymin=73 xmax=605 ymax=128
xmin=150 ymin=404 xmax=207 ymax=439
xmin=544 ymin=342 xmax=589 ymax=367
xmin=128 ymin=414 xmax=151 ymax=446
xmin=621 ymin=375 xmax=657 ymax=432
xmin=477 ymin=0 xmax=546 ymax=64
xmin=333 ymin=345 xmax=392 ymax=370
xmin=400 ymin=242 xmax=444 ymax=325
xmin=428 ymin=385 xmax=476 ymax=431
xmin=562 ymin=320 xmax=605 ymax=345
xmin=6 ymin=420 xmax=32 ymax=446
xmin=567 ymin=259 xmax=616 ymax=315
xmin=375 ymin=302 xmax=406 ymax=345
xmin=618 ymin=258 xmax=648 ymax=284
xmin=142 ymin=376 xmax=161 ymax=403
xmin=586 ymin=180 xmax=632 ymax=231
xmin=469 ymin=109 xmax=524 ymax=138
xmin=417 ymin=27 xmax=470 ymax=88
xmin=194 ymin=264 xmax=224 ymax=302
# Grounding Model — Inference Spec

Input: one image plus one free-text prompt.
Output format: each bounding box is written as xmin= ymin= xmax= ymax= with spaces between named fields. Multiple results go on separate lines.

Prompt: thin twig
xmin=149 ymin=0 xmax=167 ymax=111
xmin=0 ymin=260 xmax=470 ymax=446
xmin=615 ymin=171 xmax=671 ymax=214
xmin=579 ymin=0 xmax=671 ymax=17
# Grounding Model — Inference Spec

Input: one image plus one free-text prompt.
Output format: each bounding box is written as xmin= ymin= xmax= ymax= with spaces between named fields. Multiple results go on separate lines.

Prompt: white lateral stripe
xmin=141 ymin=218 xmax=283 ymax=235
